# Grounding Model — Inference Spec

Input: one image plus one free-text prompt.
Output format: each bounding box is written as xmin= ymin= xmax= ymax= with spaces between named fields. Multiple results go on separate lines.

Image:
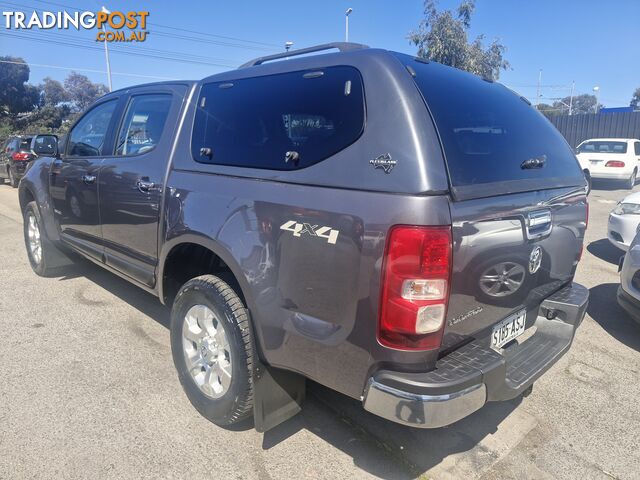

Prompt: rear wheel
xmin=626 ymin=170 xmax=637 ymax=190
xmin=583 ymin=170 xmax=591 ymax=195
xmin=170 ymin=275 xmax=254 ymax=426
xmin=8 ymin=167 xmax=18 ymax=188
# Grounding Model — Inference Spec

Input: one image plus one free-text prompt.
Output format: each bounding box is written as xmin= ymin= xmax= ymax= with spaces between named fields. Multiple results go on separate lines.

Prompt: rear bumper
xmin=363 ymin=282 xmax=588 ymax=428
xmin=10 ymin=161 xmax=30 ymax=177
xmin=590 ymin=171 xmax=631 ymax=180
xmin=617 ymin=285 xmax=640 ymax=324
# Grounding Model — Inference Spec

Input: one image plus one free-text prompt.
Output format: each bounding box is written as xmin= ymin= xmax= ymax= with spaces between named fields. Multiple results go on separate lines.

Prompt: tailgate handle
xmin=526 ymin=209 xmax=552 ymax=239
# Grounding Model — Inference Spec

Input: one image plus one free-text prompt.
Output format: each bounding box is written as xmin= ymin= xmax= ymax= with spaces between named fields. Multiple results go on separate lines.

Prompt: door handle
xmin=82 ymin=174 xmax=96 ymax=185
xmin=136 ymin=179 xmax=159 ymax=193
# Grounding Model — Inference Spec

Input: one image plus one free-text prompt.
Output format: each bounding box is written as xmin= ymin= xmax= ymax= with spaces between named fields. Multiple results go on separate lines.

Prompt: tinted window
xmin=67 ymin=100 xmax=117 ymax=157
xmin=115 ymin=94 xmax=172 ymax=156
xmin=396 ymin=54 xmax=582 ymax=189
xmin=635 ymin=142 xmax=640 ymax=156
xmin=192 ymin=66 xmax=365 ymax=170
xmin=578 ymin=141 xmax=628 ymax=154
xmin=18 ymin=138 xmax=32 ymax=151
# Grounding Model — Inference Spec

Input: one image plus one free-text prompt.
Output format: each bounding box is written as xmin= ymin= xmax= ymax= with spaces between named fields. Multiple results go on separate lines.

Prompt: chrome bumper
xmin=363 ymin=380 xmax=486 ymax=428
xmin=362 ymin=282 xmax=588 ymax=429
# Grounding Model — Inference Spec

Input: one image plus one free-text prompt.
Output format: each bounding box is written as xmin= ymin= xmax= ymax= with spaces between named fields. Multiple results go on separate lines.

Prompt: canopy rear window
xmin=395 ymin=54 xmax=584 ymax=199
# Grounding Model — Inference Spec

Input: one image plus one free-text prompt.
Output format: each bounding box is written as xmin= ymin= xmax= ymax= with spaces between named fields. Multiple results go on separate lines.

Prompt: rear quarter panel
xmin=161 ymin=170 xmax=451 ymax=399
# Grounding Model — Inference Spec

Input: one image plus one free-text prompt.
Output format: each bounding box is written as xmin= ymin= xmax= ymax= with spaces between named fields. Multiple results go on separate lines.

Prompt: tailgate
xmin=443 ymin=187 xmax=587 ymax=347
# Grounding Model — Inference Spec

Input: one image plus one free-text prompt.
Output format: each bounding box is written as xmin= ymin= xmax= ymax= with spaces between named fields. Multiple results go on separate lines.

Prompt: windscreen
xmin=394 ymin=54 xmax=584 ymax=198
xmin=578 ymin=141 xmax=627 ymax=154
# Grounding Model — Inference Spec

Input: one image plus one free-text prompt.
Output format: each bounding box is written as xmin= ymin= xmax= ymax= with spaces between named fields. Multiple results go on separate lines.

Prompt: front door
xmin=99 ymin=87 xmax=183 ymax=287
xmin=50 ymin=98 xmax=120 ymax=259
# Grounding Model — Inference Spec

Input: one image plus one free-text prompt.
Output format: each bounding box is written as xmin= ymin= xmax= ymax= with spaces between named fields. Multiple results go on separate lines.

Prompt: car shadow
xmin=591 ymin=179 xmax=634 ymax=192
xmin=587 ymin=238 xmax=624 ymax=266
xmin=51 ymin=256 xmax=523 ymax=479
xmin=587 ymin=283 xmax=640 ymax=353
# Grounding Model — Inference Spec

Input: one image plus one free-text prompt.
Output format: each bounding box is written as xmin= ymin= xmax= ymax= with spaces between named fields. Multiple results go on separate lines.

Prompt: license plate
xmin=491 ymin=310 xmax=526 ymax=349
xmin=589 ymin=159 xmax=603 ymax=165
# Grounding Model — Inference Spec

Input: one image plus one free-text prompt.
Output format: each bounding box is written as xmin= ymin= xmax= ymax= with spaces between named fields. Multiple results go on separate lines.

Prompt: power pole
xmin=569 ymin=81 xmax=575 ymax=115
xmin=536 ymin=69 xmax=542 ymax=108
xmin=101 ymin=6 xmax=112 ymax=92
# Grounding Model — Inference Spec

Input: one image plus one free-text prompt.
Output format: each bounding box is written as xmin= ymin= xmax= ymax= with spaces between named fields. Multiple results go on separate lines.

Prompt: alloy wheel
xmin=27 ymin=212 xmax=42 ymax=265
xmin=182 ymin=304 xmax=233 ymax=399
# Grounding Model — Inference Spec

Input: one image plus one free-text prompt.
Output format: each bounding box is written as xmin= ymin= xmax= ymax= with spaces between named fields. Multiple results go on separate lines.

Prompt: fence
xmin=549 ymin=111 xmax=640 ymax=148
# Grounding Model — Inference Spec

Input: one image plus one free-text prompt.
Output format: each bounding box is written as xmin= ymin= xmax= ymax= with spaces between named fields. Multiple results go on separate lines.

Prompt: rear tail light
xmin=11 ymin=152 xmax=31 ymax=161
xmin=605 ymin=160 xmax=625 ymax=167
xmin=378 ymin=226 xmax=452 ymax=350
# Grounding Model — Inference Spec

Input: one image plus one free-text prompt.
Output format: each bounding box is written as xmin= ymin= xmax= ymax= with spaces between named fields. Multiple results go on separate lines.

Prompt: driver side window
xmin=67 ymin=100 xmax=117 ymax=157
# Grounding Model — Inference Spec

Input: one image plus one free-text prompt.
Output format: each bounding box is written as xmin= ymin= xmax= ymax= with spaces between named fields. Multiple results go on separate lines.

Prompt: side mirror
xmin=32 ymin=134 xmax=58 ymax=157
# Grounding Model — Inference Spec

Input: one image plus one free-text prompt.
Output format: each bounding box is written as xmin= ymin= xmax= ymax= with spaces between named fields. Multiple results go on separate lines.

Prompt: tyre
xmin=23 ymin=201 xmax=69 ymax=276
xmin=626 ymin=170 xmax=637 ymax=190
xmin=584 ymin=171 xmax=591 ymax=195
xmin=170 ymin=274 xmax=254 ymax=426
xmin=8 ymin=167 xmax=18 ymax=188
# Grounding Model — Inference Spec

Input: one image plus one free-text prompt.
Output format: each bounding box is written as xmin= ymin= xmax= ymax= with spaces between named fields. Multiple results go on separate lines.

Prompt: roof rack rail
xmin=239 ymin=42 xmax=369 ymax=68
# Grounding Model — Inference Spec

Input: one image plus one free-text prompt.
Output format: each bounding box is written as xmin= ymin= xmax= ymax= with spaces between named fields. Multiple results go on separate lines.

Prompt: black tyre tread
xmin=174 ymin=275 xmax=254 ymax=424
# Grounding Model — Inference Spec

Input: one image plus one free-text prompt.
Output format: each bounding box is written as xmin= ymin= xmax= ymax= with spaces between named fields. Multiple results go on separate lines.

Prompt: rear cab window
xmin=18 ymin=138 xmax=32 ymax=151
xmin=191 ymin=66 xmax=365 ymax=170
xmin=394 ymin=53 xmax=584 ymax=200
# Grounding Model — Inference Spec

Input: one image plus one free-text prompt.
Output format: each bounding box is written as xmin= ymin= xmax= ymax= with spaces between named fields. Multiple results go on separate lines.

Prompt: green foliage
xmin=39 ymin=77 xmax=68 ymax=106
xmin=0 ymin=61 xmax=108 ymax=141
xmin=0 ymin=56 xmax=41 ymax=116
xmin=64 ymin=72 xmax=108 ymax=112
xmin=631 ymin=88 xmax=640 ymax=110
xmin=409 ymin=0 xmax=510 ymax=81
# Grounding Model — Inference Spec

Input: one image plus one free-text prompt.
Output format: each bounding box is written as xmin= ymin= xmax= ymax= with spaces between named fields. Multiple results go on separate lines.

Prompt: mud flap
xmin=253 ymin=360 xmax=305 ymax=433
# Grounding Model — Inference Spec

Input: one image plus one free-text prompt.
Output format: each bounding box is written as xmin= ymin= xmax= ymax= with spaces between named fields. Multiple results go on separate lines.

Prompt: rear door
xmin=98 ymin=85 xmax=185 ymax=287
xmin=398 ymin=55 xmax=588 ymax=347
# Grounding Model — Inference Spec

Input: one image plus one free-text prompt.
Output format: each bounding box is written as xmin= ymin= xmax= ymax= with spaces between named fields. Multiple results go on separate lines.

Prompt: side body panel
xmin=161 ymin=171 xmax=451 ymax=399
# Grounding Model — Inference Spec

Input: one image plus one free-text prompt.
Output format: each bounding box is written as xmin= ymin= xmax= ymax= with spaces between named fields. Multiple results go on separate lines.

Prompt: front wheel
xmin=170 ymin=275 xmax=255 ymax=426
xmin=23 ymin=201 xmax=69 ymax=276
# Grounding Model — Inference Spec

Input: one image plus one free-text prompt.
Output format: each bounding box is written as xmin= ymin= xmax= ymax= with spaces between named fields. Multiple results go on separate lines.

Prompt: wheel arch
xmin=159 ymin=234 xmax=254 ymax=311
xmin=159 ymin=234 xmax=266 ymax=361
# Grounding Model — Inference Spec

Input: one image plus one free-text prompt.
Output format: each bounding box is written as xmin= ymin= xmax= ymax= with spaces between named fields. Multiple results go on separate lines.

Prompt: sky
xmin=0 ymin=0 xmax=638 ymax=107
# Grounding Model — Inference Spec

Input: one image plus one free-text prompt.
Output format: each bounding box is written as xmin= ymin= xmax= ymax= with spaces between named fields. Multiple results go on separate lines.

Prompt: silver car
xmin=608 ymin=191 xmax=640 ymax=251
xmin=617 ymin=228 xmax=640 ymax=323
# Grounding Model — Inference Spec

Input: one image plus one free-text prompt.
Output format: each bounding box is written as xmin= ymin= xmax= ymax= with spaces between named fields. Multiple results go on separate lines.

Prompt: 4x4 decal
xmin=279 ymin=220 xmax=340 ymax=245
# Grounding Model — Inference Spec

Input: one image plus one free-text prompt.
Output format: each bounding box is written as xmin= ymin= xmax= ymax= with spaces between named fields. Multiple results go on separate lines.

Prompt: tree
xmin=551 ymin=94 xmax=600 ymax=115
xmin=631 ymin=88 xmax=640 ymax=110
xmin=408 ymin=0 xmax=509 ymax=81
xmin=0 ymin=56 xmax=41 ymax=117
xmin=64 ymin=72 xmax=108 ymax=112
xmin=39 ymin=77 xmax=68 ymax=106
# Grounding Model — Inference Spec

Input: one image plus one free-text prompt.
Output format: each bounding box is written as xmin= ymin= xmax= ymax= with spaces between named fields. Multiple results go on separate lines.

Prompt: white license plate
xmin=589 ymin=159 xmax=603 ymax=165
xmin=491 ymin=310 xmax=526 ymax=349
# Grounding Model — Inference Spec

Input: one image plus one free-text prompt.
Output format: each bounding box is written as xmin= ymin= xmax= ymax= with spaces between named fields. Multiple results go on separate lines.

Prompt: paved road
xmin=0 ymin=181 xmax=638 ymax=480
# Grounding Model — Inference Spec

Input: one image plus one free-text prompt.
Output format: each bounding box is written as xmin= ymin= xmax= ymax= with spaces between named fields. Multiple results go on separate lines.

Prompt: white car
xmin=577 ymin=138 xmax=640 ymax=190
xmin=608 ymin=191 xmax=640 ymax=250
